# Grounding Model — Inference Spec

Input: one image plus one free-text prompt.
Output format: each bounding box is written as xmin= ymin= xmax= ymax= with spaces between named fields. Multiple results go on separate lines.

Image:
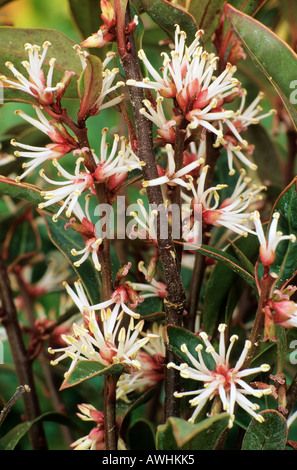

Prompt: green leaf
xmin=244 ymin=124 xmax=283 ymax=189
xmin=0 ymin=27 xmax=82 ymax=102
xmin=0 ymin=411 xmax=76 ymax=450
xmin=203 ymin=234 xmax=259 ymax=335
xmin=165 ymin=325 xmax=215 ymax=370
xmin=195 ymin=243 xmax=257 ymax=289
xmin=68 ymin=0 xmax=102 ymax=40
xmin=241 ymin=409 xmax=288 ymax=450
xmin=128 ymin=419 xmax=156 ymax=450
xmin=77 ymin=54 xmax=103 ymax=121
xmin=117 ymin=388 xmax=157 ymax=422
xmin=186 ymin=0 xmax=224 ymax=43
xmin=224 ymin=3 xmax=297 ymax=131
xmin=0 ymin=176 xmax=58 ymax=211
xmin=156 ymin=414 xmax=230 ymax=450
xmin=269 ymin=176 xmax=297 ymax=287
xmin=229 ymin=0 xmax=267 ymax=16
xmin=3 ymin=208 xmax=40 ymax=268
xmin=137 ymin=0 xmax=198 ymax=44
xmin=60 ymin=361 xmax=124 ymax=389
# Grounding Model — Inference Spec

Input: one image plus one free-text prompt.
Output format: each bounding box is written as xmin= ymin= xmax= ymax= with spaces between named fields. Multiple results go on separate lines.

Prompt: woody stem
xmin=115 ymin=0 xmax=186 ymax=419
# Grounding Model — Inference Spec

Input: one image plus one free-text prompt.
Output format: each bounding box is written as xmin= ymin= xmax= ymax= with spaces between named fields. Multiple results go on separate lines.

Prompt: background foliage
xmin=1 ymin=0 xmax=297 ymax=450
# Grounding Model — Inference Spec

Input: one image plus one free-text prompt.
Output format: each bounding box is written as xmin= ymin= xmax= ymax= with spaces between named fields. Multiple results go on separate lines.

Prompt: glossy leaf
xmin=0 ymin=27 xmax=82 ymax=102
xmin=269 ymin=176 xmax=297 ymax=288
xmin=242 ymin=410 xmax=288 ymax=450
xmin=2 ymin=208 xmax=41 ymax=268
xmin=186 ymin=0 xmax=224 ymax=43
xmin=60 ymin=361 xmax=124 ymax=389
xmin=68 ymin=0 xmax=102 ymax=40
xmin=117 ymin=388 xmax=157 ymax=423
xmin=244 ymin=125 xmax=283 ymax=189
xmin=128 ymin=419 xmax=156 ymax=450
xmin=165 ymin=325 xmax=215 ymax=370
xmin=156 ymin=414 xmax=230 ymax=450
xmin=229 ymin=0 xmax=267 ymax=16
xmin=0 ymin=412 xmax=76 ymax=450
xmin=0 ymin=176 xmax=59 ymax=212
xmin=224 ymin=3 xmax=297 ymax=131
xmin=137 ymin=0 xmax=198 ymax=44
xmin=77 ymin=54 xmax=103 ymax=121
xmin=203 ymin=234 xmax=259 ymax=335
xmin=193 ymin=243 xmax=256 ymax=290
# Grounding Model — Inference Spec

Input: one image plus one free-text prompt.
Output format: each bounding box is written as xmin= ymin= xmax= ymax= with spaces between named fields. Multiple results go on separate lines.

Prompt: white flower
xmin=221 ymin=90 xmax=276 ymax=175
xmin=142 ymin=143 xmax=204 ymax=190
xmin=127 ymin=25 xmax=238 ymax=113
xmin=168 ymin=323 xmax=272 ymax=427
xmin=1 ymin=41 xmax=63 ymax=104
xmin=93 ymin=128 xmax=145 ymax=190
xmin=70 ymin=403 xmax=126 ymax=450
xmin=250 ymin=210 xmax=296 ymax=267
xmin=67 ymin=195 xmax=103 ymax=272
xmin=128 ymin=261 xmax=167 ymax=299
xmin=230 ymin=90 xmax=276 ymax=128
xmin=129 ymin=198 xmax=158 ymax=246
xmin=75 ymin=45 xmax=124 ymax=113
xmin=116 ymin=323 xmax=165 ymax=402
xmin=139 ymin=95 xmax=177 ymax=144
xmin=11 ymin=107 xmax=77 ymax=181
xmin=38 ymin=153 xmax=94 ymax=220
xmin=96 ymin=65 xmax=124 ymax=112
xmin=73 ymin=44 xmax=89 ymax=70
xmin=49 ymin=307 xmax=150 ymax=374
xmin=222 ymin=140 xmax=258 ymax=176
xmin=182 ymin=166 xmax=264 ymax=237
xmin=63 ymin=278 xmax=141 ymax=321
xmin=49 ymin=281 xmax=154 ymax=377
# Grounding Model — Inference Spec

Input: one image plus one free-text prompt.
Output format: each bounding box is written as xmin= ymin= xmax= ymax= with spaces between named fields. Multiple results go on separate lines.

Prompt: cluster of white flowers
xmin=168 ymin=324 xmax=272 ymax=428
xmin=2 ymin=11 xmax=296 ymax=452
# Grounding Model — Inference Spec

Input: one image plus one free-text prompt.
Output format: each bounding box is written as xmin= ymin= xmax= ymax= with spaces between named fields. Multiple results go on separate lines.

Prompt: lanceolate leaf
xmin=77 ymin=54 xmax=103 ymax=121
xmin=0 ymin=176 xmax=61 ymax=214
xmin=60 ymin=361 xmax=124 ymax=389
xmin=224 ymin=3 xmax=297 ymax=131
xmin=203 ymin=234 xmax=259 ymax=335
xmin=156 ymin=414 xmax=230 ymax=450
xmin=269 ymin=176 xmax=297 ymax=288
xmin=185 ymin=0 xmax=224 ymax=43
xmin=241 ymin=410 xmax=288 ymax=450
xmin=0 ymin=412 xmax=77 ymax=450
xmin=0 ymin=27 xmax=82 ymax=102
xmin=165 ymin=325 xmax=215 ymax=370
xmin=68 ymin=0 xmax=102 ymax=40
xmin=137 ymin=0 xmax=198 ymax=44
xmin=229 ymin=0 xmax=267 ymax=16
xmin=190 ymin=243 xmax=256 ymax=290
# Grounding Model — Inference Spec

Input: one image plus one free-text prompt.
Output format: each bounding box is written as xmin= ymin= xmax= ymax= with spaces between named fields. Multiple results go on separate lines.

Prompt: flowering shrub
xmin=1 ymin=0 xmax=297 ymax=451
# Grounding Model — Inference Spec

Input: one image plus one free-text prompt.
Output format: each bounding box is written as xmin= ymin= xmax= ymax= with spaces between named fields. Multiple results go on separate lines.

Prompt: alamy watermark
xmin=92 ymin=196 xmax=202 ymax=250
xmin=290 ymin=80 xmax=297 ymax=104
